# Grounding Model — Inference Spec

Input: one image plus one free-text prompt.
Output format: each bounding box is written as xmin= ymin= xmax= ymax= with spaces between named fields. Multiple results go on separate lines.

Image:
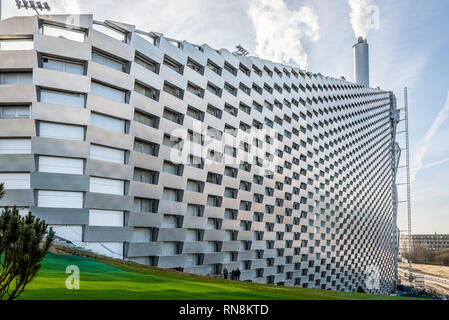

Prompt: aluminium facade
xmin=0 ymin=14 xmax=399 ymax=293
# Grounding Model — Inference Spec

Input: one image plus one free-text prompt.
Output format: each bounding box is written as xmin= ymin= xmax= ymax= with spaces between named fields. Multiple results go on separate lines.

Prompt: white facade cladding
xmin=0 ymin=14 xmax=400 ymax=294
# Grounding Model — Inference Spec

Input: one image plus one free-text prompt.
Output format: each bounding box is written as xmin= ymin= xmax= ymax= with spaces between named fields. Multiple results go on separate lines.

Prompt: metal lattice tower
xmin=396 ymin=87 xmax=413 ymax=278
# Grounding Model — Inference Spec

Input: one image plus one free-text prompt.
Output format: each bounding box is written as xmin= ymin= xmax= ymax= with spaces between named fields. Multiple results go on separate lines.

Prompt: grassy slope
xmin=17 ymin=252 xmax=415 ymax=300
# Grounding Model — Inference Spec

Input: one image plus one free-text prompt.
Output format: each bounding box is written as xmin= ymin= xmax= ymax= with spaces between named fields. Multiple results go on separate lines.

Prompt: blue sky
xmin=3 ymin=0 xmax=448 ymax=233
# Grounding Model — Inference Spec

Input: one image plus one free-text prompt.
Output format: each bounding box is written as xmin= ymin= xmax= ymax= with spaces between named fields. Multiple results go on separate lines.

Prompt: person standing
xmin=223 ymin=267 xmax=228 ymax=280
xmin=231 ymin=269 xmax=236 ymax=280
xmin=236 ymin=268 xmax=241 ymax=280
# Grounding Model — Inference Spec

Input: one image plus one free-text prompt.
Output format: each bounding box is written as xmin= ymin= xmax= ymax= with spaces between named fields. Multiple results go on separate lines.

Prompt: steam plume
xmin=248 ymin=0 xmax=320 ymax=70
xmin=348 ymin=0 xmax=377 ymax=39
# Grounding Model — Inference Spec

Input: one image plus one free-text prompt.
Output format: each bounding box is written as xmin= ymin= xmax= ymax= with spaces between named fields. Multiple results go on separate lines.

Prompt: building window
xmin=0 ymin=105 xmax=30 ymax=119
xmin=41 ymin=56 xmax=85 ymax=75
xmin=186 ymin=105 xmax=204 ymax=121
xmin=39 ymin=88 xmax=85 ymax=108
xmin=134 ymin=109 xmax=159 ymax=129
xmin=134 ymin=168 xmax=159 ymax=184
xmin=163 ymin=107 xmax=184 ymax=125
xmin=134 ymin=139 xmax=159 ymax=156
xmin=224 ymin=62 xmax=237 ymax=76
xmin=134 ymin=81 xmax=159 ymax=101
xmin=162 ymin=161 xmax=183 ymax=176
xmin=186 ymin=81 xmax=204 ymax=98
xmin=206 ymin=82 xmax=221 ymax=97
xmin=92 ymin=81 xmax=127 ymax=103
xmin=239 ymin=82 xmax=250 ymax=95
xmin=90 ymin=144 xmax=125 ymax=164
xmin=133 ymin=197 xmax=159 ymax=213
xmin=92 ymin=50 xmax=126 ymax=72
xmin=206 ymin=59 xmax=221 ymax=75
xmin=91 ymin=112 xmax=126 ymax=133
xmin=163 ymin=55 xmax=183 ymax=74
xmin=163 ymin=81 xmax=184 ymax=100
xmin=239 ymin=63 xmax=250 ymax=77
xmin=39 ymin=122 xmax=84 ymax=141
xmin=134 ymin=52 xmax=159 ymax=73
xmin=42 ymin=24 xmax=86 ymax=42
xmin=186 ymin=58 xmax=203 ymax=74
xmin=0 ymin=39 xmax=33 ymax=50
xmin=0 ymin=72 xmax=32 ymax=84
xmin=206 ymin=104 xmax=222 ymax=119
xmin=224 ymin=82 xmax=237 ymax=96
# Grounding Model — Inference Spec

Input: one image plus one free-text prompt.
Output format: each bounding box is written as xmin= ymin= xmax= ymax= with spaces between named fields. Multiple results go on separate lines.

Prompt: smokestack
xmin=353 ymin=37 xmax=370 ymax=87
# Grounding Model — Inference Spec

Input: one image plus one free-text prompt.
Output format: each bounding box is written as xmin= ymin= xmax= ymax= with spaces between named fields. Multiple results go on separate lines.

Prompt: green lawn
xmin=19 ymin=252 xmax=411 ymax=300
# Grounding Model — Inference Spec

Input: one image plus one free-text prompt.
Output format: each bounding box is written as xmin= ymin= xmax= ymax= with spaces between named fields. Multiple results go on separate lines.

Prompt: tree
xmin=0 ymin=205 xmax=55 ymax=300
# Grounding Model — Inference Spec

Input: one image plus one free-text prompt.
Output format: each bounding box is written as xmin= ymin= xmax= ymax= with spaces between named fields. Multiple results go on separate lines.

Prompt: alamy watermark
xmin=65 ymin=265 xmax=80 ymax=290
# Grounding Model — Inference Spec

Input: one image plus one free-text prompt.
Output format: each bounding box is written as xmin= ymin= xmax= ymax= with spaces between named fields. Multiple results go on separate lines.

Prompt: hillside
xmin=18 ymin=248 xmax=415 ymax=300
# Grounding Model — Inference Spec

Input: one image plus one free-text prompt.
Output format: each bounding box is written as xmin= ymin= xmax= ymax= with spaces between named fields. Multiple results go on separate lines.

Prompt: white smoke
xmin=248 ymin=0 xmax=320 ymax=70
xmin=348 ymin=0 xmax=378 ymax=39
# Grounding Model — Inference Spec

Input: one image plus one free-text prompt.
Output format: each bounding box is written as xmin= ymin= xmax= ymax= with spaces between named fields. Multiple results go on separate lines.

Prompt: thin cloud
xmin=411 ymin=90 xmax=449 ymax=182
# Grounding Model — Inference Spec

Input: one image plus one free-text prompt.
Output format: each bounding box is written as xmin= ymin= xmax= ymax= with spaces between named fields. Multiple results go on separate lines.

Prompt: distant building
xmin=400 ymin=234 xmax=449 ymax=252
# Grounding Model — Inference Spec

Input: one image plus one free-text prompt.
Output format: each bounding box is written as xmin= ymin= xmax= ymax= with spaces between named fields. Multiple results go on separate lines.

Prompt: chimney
xmin=353 ymin=37 xmax=370 ymax=87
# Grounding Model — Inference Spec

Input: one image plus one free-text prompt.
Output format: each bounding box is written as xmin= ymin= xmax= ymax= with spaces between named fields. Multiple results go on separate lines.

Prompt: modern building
xmin=400 ymin=234 xmax=449 ymax=253
xmin=0 ymin=14 xmax=400 ymax=293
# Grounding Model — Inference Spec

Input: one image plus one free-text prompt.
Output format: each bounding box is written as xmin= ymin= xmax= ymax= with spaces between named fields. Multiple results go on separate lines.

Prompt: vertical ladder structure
xmin=396 ymin=87 xmax=413 ymax=282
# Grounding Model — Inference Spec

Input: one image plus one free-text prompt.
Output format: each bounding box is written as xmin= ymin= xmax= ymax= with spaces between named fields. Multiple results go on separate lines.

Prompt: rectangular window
xmin=206 ymin=104 xmax=222 ymax=119
xmin=0 ymin=39 xmax=33 ymax=51
xmin=186 ymin=58 xmax=203 ymax=74
xmin=38 ymin=190 xmax=83 ymax=208
xmin=163 ymin=55 xmax=183 ymax=74
xmin=0 ymin=105 xmax=30 ymax=119
xmin=133 ymin=139 xmax=159 ymax=156
xmin=186 ymin=105 xmax=204 ymax=121
xmin=224 ymin=104 xmax=237 ymax=117
xmin=162 ymin=187 xmax=183 ymax=202
xmin=89 ymin=209 xmax=124 ymax=227
xmin=133 ymin=197 xmax=159 ymax=213
xmin=40 ymin=89 xmax=85 ymax=108
xmin=42 ymin=56 xmax=84 ymax=75
xmin=239 ymin=82 xmax=251 ymax=95
xmin=42 ymin=24 xmax=85 ymax=42
xmin=206 ymin=82 xmax=221 ymax=97
xmin=38 ymin=156 xmax=83 ymax=175
xmin=163 ymin=107 xmax=183 ymax=125
xmin=89 ymin=177 xmax=124 ymax=195
xmin=133 ymin=110 xmax=159 ymax=129
xmin=0 ymin=173 xmax=30 ymax=189
xmin=163 ymin=81 xmax=184 ymax=99
xmin=134 ymin=81 xmax=159 ymax=101
xmin=135 ymin=53 xmax=159 ymax=73
xmin=91 ymin=81 xmax=126 ymax=103
xmin=93 ymin=24 xmax=126 ymax=42
xmin=91 ymin=113 xmax=125 ymax=133
xmin=207 ymin=60 xmax=221 ymax=75
xmin=186 ymin=82 xmax=204 ymax=98
xmin=90 ymin=145 xmax=125 ymax=164
xmin=39 ymin=122 xmax=84 ymax=141
xmin=92 ymin=50 xmax=125 ymax=72
xmin=186 ymin=179 xmax=204 ymax=193
xmin=239 ymin=63 xmax=251 ymax=76
xmin=0 ymin=72 xmax=32 ymax=84
xmin=224 ymin=82 xmax=237 ymax=96
xmin=0 ymin=139 xmax=31 ymax=154
xmin=224 ymin=62 xmax=237 ymax=76
xmin=162 ymin=161 xmax=183 ymax=176
xmin=133 ymin=168 xmax=159 ymax=184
